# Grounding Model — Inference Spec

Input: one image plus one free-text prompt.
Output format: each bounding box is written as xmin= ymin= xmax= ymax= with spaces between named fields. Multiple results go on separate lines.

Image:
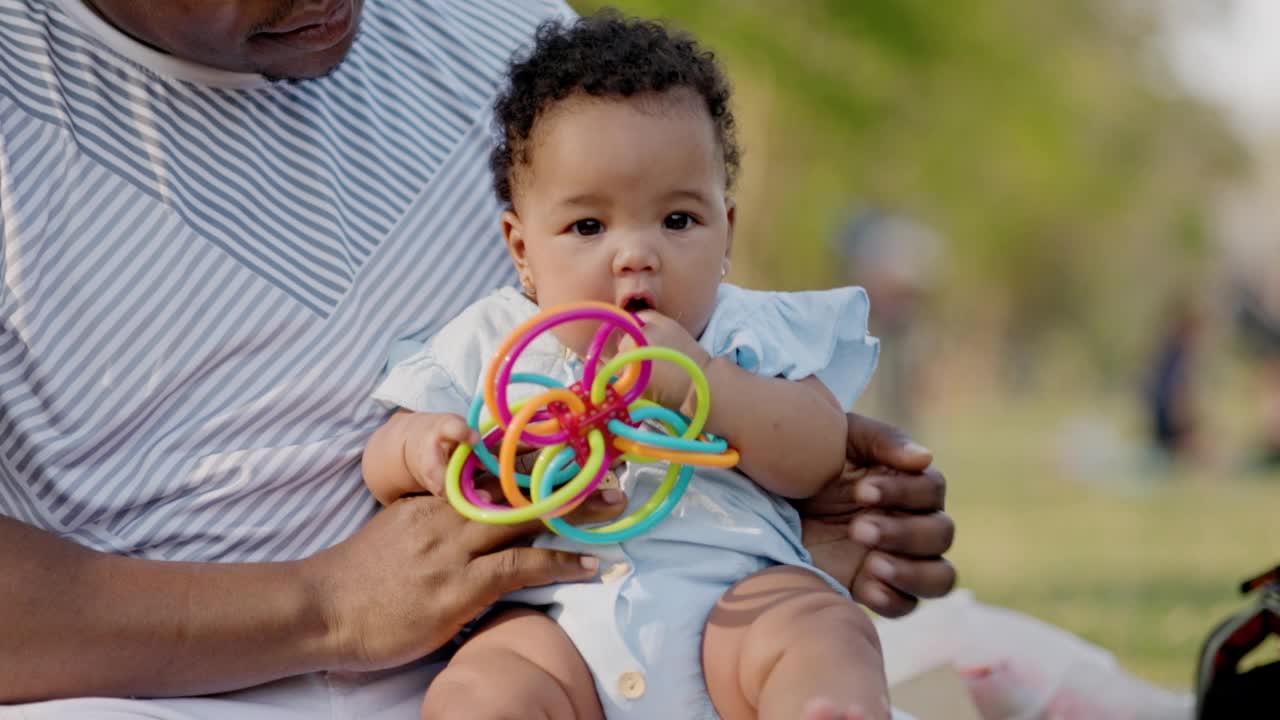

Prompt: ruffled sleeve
xmin=699 ymin=283 xmax=879 ymax=410
xmin=371 ymin=287 xmax=568 ymax=416
xmin=371 ymin=342 xmax=474 ymax=417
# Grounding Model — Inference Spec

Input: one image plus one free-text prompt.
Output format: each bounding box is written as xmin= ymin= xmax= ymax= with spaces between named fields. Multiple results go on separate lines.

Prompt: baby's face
xmin=503 ymin=90 xmax=734 ymax=354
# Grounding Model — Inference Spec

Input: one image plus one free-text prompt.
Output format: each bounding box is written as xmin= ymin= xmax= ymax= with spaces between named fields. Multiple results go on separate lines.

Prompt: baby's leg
xmin=421 ymin=607 xmax=603 ymax=720
xmin=702 ymin=566 xmax=891 ymax=720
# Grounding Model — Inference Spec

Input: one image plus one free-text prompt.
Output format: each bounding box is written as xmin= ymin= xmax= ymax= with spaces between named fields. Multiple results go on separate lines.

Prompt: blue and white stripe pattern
xmin=0 ymin=0 xmax=573 ymax=561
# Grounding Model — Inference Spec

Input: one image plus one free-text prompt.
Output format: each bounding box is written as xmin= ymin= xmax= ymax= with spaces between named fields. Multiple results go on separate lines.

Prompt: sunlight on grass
xmin=922 ymin=387 xmax=1280 ymax=690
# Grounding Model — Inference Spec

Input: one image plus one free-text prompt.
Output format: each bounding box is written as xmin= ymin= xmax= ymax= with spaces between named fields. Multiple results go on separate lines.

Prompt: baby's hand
xmin=404 ymin=412 xmax=481 ymax=495
xmin=618 ymin=310 xmax=711 ymax=411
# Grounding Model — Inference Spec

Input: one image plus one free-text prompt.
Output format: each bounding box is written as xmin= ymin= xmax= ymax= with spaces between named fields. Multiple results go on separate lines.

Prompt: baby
xmin=364 ymin=12 xmax=892 ymax=720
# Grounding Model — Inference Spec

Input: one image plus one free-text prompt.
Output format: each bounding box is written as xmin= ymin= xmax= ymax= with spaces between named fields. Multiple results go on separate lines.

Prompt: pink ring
xmin=459 ymin=453 xmax=507 ymax=510
xmin=492 ymin=308 xmax=650 ymax=445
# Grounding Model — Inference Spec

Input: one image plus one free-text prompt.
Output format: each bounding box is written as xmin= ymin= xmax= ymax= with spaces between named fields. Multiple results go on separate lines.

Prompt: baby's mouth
xmin=620 ymin=294 xmax=655 ymax=314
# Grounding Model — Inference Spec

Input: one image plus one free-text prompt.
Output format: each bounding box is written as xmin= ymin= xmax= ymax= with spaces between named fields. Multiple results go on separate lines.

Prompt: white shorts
xmin=509 ymin=463 xmax=850 ymax=719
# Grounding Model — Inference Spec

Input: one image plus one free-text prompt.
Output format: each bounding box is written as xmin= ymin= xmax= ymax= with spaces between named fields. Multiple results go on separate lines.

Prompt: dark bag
xmin=1195 ymin=564 xmax=1280 ymax=718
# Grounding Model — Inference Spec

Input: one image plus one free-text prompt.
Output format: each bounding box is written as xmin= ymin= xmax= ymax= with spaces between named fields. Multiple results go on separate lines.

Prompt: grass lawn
xmin=918 ymin=386 xmax=1280 ymax=690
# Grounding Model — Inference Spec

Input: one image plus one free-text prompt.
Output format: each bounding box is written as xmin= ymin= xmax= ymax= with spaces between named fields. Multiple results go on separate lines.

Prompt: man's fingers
xmin=845 ymin=412 xmax=932 ymax=473
xmin=850 ymin=466 xmax=946 ymax=512
xmin=850 ymin=510 xmax=955 ymax=557
xmin=467 ymin=546 xmax=600 ymax=602
xmin=790 ymin=465 xmax=862 ymax=519
xmin=858 ymin=550 xmax=957 ymax=606
xmin=852 ymin=574 xmax=919 ymax=618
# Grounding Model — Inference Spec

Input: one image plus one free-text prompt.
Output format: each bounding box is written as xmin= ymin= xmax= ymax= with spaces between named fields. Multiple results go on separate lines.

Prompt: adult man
xmin=0 ymin=0 xmax=954 ymax=715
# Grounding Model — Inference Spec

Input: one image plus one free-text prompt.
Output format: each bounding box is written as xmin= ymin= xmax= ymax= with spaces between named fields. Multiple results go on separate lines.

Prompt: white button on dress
xmin=601 ymin=562 xmax=631 ymax=583
xmin=617 ymin=670 xmax=647 ymax=699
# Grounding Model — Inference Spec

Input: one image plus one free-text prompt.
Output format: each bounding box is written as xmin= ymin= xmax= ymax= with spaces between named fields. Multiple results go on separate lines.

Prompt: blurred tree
xmin=569 ymin=0 xmax=1242 ymax=386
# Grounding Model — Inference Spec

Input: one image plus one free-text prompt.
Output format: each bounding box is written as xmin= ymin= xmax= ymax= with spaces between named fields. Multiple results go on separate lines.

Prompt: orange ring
xmin=500 ymin=388 xmax=587 ymax=506
xmin=613 ymin=437 xmax=741 ymax=468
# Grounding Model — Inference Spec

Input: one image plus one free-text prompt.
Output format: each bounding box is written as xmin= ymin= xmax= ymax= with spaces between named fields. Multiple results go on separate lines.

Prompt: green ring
xmin=592 ymin=347 xmax=710 ymax=440
xmin=445 ymin=426 xmax=607 ymax=524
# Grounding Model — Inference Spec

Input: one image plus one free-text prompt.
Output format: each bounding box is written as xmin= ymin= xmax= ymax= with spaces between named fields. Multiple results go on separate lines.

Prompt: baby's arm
xmin=630 ymin=311 xmax=848 ymax=499
xmin=694 ymin=358 xmax=848 ymax=499
xmin=362 ymin=410 xmax=479 ymax=505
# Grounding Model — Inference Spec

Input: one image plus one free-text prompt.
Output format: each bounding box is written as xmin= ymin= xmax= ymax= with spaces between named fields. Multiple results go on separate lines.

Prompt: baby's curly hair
xmin=490 ymin=11 xmax=740 ymax=206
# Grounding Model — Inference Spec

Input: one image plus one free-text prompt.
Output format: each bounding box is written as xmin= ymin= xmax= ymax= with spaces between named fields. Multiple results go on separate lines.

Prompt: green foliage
xmin=569 ymin=0 xmax=1241 ymax=381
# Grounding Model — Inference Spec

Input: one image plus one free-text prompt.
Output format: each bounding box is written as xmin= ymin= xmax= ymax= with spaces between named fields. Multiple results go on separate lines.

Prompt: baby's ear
xmin=502 ymin=210 xmax=528 ymax=271
xmin=724 ymin=199 xmax=736 ymax=261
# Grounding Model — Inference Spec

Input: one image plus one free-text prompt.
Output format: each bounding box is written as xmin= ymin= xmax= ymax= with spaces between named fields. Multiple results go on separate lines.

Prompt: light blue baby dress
xmin=373 ymin=283 xmax=879 ymax=719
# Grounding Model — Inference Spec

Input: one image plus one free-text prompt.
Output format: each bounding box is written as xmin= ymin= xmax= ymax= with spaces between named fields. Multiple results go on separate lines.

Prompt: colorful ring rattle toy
xmin=444 ymin=300 xmax=740 ymax=544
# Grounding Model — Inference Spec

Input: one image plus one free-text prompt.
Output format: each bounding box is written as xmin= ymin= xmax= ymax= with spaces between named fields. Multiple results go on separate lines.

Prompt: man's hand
xmin=302 ymin=494 xmax=604 ymax=672
xmin=0 ymin=489 xmax=629 ymax=702
xmin=797 ymin=413 xmax=956 ymax=617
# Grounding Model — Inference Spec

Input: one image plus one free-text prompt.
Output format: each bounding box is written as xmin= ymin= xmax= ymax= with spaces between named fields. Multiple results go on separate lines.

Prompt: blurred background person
xmin=833 ymin=209 xmax=942 ymax=431
xmin=1144 ymin=292 xmax=1206 ymax=464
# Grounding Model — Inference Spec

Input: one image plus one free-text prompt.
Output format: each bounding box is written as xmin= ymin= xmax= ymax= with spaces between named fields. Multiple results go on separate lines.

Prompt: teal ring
xmin=607 ymin=415 xmax=727 ymax=454
xmin=537 ymin=463 xmax=693 ymax=544
xmin=468 ymin=373 xmax=579 ymax=489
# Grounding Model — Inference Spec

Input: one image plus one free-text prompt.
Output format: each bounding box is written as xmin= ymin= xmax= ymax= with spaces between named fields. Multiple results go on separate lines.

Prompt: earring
xmin=720 ymin=260 xmax=730 ymax=279
xmin=520 ymin=275 xmax=536 ymax=300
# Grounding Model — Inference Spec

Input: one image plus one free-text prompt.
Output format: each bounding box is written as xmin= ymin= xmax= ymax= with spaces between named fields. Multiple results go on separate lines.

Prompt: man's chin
xmin=258 ymin=29 xmax=358 ymax=81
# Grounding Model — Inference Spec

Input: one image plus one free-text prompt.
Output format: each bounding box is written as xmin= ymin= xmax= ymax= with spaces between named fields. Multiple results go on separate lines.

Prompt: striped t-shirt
xmin=0 ymin=0 xmax=573 ymax=561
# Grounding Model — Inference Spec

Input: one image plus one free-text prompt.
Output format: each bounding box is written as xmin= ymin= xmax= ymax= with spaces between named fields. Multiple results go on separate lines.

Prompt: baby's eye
xmin=572 ymin=219 xmax=603 ymax=236
xmin=663 ymin=212 xmax=693 ymax=231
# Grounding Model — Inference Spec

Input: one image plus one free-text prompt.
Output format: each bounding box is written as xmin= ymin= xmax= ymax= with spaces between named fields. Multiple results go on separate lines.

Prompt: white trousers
xmin=1 ymin=660 xmax=444 ymax=720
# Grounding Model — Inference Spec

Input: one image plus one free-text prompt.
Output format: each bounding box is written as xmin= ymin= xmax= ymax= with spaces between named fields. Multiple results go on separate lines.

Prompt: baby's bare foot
xmin=801 ymin=697 xmax=866 ymax=720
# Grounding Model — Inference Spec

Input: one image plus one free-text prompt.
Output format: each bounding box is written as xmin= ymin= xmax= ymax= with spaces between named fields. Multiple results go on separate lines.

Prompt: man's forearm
xmin=0 ymin=517 xmax=337 ymax=702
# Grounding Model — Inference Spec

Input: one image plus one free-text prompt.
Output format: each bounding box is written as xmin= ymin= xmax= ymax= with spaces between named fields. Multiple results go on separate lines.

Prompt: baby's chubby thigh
xmin=702 ymin=565 xmax=887 ymax=719
xmin=421 ymin=607 xmax=603 ymax=720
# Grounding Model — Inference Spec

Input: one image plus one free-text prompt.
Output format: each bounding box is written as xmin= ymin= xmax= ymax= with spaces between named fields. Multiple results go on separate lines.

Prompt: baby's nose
xmin=612 ymin=236 xmax=660 ymax=273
